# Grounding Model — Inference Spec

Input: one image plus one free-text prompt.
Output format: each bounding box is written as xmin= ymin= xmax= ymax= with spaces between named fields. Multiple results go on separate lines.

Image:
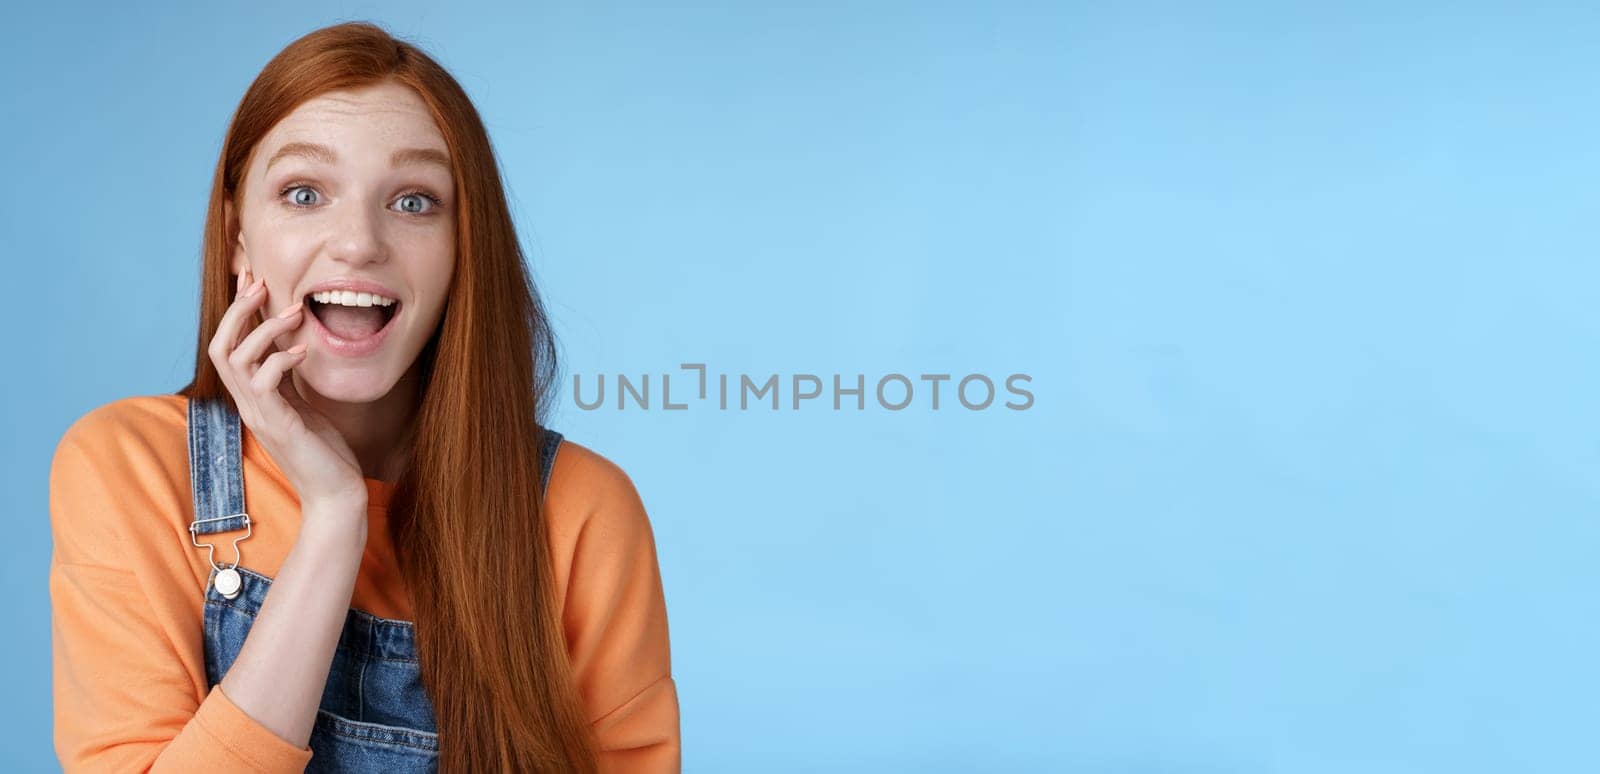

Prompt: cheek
xmin=396 ymin=250 xmax=455 ymax=327
xmin=420 ymin=248 xmax=455 ymax=298
xmin=246 ymin=226 xmax=317 ymax=269
xmin=428 ymin=262 xmax=455 ymax=296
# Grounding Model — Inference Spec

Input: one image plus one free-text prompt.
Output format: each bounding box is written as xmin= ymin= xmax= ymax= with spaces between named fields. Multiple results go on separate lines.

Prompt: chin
xmin=297 ymin=364 xmax=397 ymax=405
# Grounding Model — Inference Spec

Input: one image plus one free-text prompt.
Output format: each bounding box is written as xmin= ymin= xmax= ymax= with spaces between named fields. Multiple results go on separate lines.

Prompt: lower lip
xmin=305 ymin=302 xmax=401 ymax=358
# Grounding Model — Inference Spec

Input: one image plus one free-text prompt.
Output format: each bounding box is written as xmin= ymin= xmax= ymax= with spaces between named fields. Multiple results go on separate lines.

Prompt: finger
xmin=208 ymin=272 xmax=269 ymax=371
xmin=208 ymin=278 xmax=262 ymax=420
xmin=250 ymin=346 xmax=309 ymax=415
xmin=229 ymin=300 xmax=306 ymax=377
xmin=208 ymin=269 xmax=274 ymax=429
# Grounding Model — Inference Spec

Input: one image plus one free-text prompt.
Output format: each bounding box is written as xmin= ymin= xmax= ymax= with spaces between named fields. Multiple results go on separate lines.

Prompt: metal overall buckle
xmin=190 ymin=512 xmax=252 ymax=600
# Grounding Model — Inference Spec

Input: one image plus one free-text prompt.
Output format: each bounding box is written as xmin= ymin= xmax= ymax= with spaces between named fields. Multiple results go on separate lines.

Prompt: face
xmin=226 ymin=79 xmax=456 ymax=404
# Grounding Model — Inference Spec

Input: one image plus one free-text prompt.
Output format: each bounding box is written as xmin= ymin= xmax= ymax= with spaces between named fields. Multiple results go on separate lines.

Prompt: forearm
xmin=217 ymin=499 xmax=368 ymax=748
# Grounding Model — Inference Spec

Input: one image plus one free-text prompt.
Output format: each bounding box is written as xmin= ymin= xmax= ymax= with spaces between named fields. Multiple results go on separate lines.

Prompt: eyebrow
xmin=264 ymin=141 xmax=452 ymax=173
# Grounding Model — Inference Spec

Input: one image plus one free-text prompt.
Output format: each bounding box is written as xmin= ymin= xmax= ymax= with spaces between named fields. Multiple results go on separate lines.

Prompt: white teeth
xmin=311 ymin=290 xmax=396 ymax=307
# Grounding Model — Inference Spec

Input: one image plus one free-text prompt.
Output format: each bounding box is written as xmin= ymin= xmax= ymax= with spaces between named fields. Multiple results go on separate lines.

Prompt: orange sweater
xmin=49 ymin=394 xmax=680 ymax=772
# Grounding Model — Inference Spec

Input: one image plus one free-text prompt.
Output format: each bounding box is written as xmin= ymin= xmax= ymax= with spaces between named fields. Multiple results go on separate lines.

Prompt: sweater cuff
xmin=191 ymin=683 xmax=316 ymax=771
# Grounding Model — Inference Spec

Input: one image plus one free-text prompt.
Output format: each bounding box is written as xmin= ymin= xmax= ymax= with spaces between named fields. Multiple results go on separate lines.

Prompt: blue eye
xmin=277 ymin=183 xmax=444 ymax=215
xmin=395 ymin=191 xmax=443 ymax=214
xmin=282 ymin=185 xmax=319 ymax=206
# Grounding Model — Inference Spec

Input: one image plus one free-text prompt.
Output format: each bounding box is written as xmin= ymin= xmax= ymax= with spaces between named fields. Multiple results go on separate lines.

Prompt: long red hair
xmin=177 ymin=21 xmax=597 ymax=772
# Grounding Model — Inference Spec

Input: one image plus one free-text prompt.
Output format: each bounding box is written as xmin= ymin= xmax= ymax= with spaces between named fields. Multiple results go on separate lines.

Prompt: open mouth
xmin=305 ymin=294 xmax=400 ymax=343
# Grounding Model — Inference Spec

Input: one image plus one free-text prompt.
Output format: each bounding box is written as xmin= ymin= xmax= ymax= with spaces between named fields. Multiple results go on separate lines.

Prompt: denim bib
xmin=186 ymin=396 xmax=563 ymax=772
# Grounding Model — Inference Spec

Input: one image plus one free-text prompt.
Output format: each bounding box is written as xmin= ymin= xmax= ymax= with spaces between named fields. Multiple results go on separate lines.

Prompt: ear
xmin=224 ymin=198 xmax=248 ymax=278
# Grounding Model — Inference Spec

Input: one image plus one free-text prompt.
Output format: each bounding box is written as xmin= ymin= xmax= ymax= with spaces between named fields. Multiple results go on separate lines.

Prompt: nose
xmin=326 ymin=194 xmax=387 ymax=267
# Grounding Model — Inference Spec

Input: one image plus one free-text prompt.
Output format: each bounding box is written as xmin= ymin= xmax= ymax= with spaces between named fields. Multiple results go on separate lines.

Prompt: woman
xmin=48 ymin=21 xmax=680 ymax=773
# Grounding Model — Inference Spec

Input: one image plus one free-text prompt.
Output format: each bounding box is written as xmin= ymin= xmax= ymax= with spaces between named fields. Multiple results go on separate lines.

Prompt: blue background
xmin=3 ymin=1 xmax=1593 ymax=771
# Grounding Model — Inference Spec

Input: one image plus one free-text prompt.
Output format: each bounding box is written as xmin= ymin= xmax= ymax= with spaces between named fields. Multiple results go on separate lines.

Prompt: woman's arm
xmin=552 ymin=444 xmax=682 ymax=773
xmin=216 ymin=500 xmax=368 ymax=749
xmin=49 ymin=415 xmax=364 ymax=772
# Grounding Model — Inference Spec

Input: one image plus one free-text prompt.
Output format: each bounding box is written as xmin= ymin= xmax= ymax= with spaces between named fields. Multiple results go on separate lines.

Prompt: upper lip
xmin=303 ymin=278 xmax=401 ymax=303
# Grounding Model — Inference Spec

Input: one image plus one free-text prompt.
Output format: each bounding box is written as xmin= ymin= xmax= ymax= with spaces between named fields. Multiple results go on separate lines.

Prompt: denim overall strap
xmin=538 ymin=425 xmax=564 ymax=496
xmin=187 ymin=397 xmax=251 ymax=541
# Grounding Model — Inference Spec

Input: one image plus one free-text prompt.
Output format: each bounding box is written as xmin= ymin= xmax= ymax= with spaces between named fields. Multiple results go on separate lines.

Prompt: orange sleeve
xmin=49 ymin=410 xmax=315 ymax=773
xmin=559 ymin=452 xmax=682 ymax=773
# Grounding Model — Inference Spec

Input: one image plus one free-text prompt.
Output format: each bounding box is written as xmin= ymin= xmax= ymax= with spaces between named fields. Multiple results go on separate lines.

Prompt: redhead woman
xmin=47 ymin=21 xmax=680 ymax=773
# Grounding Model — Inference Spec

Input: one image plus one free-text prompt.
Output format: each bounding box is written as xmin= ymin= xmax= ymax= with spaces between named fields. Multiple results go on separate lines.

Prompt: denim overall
xmin=186 ymin=396 xmax=563 ymax=772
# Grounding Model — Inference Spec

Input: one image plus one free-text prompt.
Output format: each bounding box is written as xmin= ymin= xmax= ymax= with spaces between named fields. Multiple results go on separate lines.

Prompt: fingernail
xmin=288 ymin=343 xmax=308 ymax=355
xmin=246 ymin=277 xmax=265 ymax=297
xmin=276 ymin=300 xmax=304 ymax=319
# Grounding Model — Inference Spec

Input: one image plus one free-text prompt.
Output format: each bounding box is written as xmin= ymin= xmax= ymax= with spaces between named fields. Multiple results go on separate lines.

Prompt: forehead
xmin=253 ymin=81 xmax=447 ymax=171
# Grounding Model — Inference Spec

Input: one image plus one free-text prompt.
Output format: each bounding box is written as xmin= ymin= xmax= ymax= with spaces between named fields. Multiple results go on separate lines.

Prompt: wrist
xmin=297 ymin=498 xmax=370 ymax=546
xmin=301 ymin=490 xmax=368 ymax=516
